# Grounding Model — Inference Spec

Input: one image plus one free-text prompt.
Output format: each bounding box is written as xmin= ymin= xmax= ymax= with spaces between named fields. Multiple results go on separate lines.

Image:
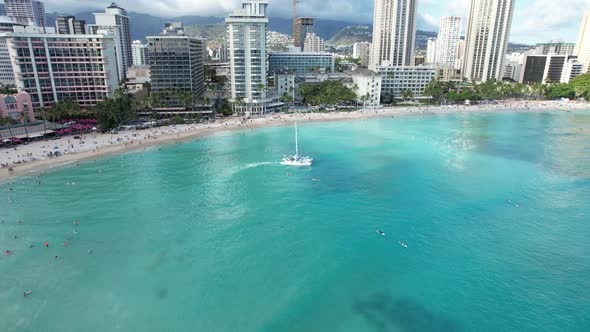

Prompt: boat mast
xmin=295 ymin=121 xmax=299 ymax=156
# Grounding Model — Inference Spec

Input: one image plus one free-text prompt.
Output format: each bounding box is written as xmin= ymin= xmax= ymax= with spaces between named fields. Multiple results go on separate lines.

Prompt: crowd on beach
xmin=0 ymin=99 xmax=588 ymax=178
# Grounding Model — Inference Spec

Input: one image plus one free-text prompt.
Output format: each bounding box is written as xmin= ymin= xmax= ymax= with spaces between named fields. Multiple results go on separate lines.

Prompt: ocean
xmin=1 ymin=111 xmax=589 ymax=331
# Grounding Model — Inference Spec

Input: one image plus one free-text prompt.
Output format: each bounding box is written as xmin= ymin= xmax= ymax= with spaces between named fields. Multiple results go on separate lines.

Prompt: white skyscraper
xmin=574 ymin=11 xmax=590 ymax=73
xmin=5 ymin=0 xmax=46 ymax=27
xmin=132 ymin=40 xmax=148 ymax=66
xmin=226 ymin=0 xmax=269 ymax=115
xmin=455 ymin=39 xmax=466 ymax=70
xmin=463 ymin=0 xmax=515 ymax=82
xmin=435 ymin=16 xmax=462 ymax=68
xmin=369 ymin=0 xmax=417 ymax=69
xmin=89 ymin=3 xmax=132 ymax=82
xmin=303 ymin=33 xmax=325 ymax=52
xmin=426 ymin=38 xmax=438 ymax=64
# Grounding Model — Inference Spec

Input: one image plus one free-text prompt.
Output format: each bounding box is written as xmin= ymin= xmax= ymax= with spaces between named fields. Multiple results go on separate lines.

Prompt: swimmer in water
xmin=23 ymin=291 xmax=32 ymax=297
xmin=62 ymin=242 xmax=69 ymax=247
xmin=88 ymin=249 xmax=94 ymax=254
xmin=73 ymin=221 xmax=79 ymax=226
xmin=54 ymin=255 xmax=60 ymax=260
xmin=376 ymin=230 xmax=385 ymax=236
xmin=44 ymin=242 xmax=49 ymax=247
xmin=5 ymin=250 xmax=12 ymax=255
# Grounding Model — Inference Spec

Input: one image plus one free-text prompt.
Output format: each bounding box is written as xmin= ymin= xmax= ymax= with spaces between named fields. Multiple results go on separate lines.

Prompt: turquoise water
xmin=1 ymin=111 xmax=590 ymax=332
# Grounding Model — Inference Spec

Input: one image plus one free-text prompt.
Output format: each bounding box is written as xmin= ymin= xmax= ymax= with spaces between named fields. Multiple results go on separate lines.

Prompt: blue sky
xmin=43 ymin=0 xmax=589 ymax=43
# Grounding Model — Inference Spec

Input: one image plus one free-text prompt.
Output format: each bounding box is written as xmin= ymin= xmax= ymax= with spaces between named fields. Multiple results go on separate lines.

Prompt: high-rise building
xmin=0 ymin=4 xmax=6 ymax=16
xmin=463 ymin=0 xmax=515 ymax=82
xmin=575 ymin=11 xmax=590 ymax=73
xmin=377 ymin=66 xmax=435 ymax=101
xmin=132 ymin=40 xmax=148 ymax=66
xmin=353 ymin=42 xmax=371 ymax=67
xmin=294 ymin=17 xmax=314 ymax=49
xmin=455 ymin=39 xmax=465 ymax=70
xmin=519 ymin=54 xmax=579 ymax=84
xmin=561 ymin=58 xmax=584 ymax=83
xmin=1 ymin=26 xmax=119 ymax=111
xmin=147 ymin=23 xmax=205 ymax=108
xmin=5 ymin=0 xmax=46 ymax=27
xmin=89 ymin=3 xmax=132 ymax=82
xmin=0 ymin=16 xmax=25 ymax=85
xmin=535 ymin=42 xmax=576 ymax=56
xmin=369 ymin=0 xmax=417 ymax=69
xmin=226 ymin=0 xmax=269 ymax=114
xmin=426 ymin=38 xmax=437 ymax=64
xmin=56 ymin=15 xmax=86 ymax=35
xmin=435 ymin=16 xmax=462 ymax=68
xmin=303 ymin=32 xmax=325 ymax=52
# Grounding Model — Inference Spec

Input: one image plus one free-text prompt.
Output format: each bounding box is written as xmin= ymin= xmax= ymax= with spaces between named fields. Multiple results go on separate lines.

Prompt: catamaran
xmin=281 ymin=121 xmax=313 ymax=166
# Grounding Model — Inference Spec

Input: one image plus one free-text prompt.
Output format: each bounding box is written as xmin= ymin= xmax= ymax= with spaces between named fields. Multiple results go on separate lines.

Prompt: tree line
xmin=423 ymin=73 xmax=590 ymax=103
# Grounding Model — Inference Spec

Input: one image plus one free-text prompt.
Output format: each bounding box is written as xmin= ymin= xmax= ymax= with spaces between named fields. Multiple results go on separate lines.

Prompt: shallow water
xmin=1 ymin=111 xmax=590 ymax=331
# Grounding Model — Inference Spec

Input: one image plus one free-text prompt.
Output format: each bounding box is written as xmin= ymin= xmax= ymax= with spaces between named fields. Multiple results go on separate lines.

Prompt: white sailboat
xmin=281 ymin=121 xmax=313 ymax=166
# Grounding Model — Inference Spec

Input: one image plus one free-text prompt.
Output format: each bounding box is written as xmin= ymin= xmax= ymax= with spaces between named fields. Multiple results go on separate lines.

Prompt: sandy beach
xmin=1 ymin=99 xmax=588 ymax=181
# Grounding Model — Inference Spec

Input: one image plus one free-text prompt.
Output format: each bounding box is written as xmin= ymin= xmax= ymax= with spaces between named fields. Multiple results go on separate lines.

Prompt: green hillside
xmin=327 ymin=25 xmax=372 ymax=45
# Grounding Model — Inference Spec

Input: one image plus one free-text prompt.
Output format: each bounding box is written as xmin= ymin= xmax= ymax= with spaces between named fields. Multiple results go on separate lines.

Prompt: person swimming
xmin=73 ymin=221 xmax=79 ymax=226
xmin=376 ymin=230 xmax=386 ymax=236
xmin=5 ymin=250 xmax=11 ymax=255
xmin=507 ymin=200 xmax=520 ymax=207
xmin=23 ymin=291 xmax=32 ymax=297
xmin=44 ymin=242 xmax=49 ymax=247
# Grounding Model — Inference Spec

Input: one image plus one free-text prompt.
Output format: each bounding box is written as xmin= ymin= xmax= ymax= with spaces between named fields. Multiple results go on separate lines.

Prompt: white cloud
xmin=510 ymin=0 xmax=588 ymax=43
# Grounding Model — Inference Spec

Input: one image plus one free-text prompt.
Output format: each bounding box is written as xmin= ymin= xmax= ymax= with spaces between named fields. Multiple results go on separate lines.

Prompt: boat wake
xmin=243 ymin=162 xmax=276 ymax=169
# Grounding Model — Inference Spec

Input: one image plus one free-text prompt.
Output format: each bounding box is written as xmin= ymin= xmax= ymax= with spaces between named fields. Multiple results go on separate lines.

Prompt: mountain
xmin=47 ymin=11 xmax=222 ymax=41
xmin=328 ymin=25 xmax=438 ymax=50
xmin=326 ymin=25 xmax=529 ymax=51
xmin=328 ymin=25 xmax=371 ymax=45
xmin=46 ymin=11 xmax=529 ymax=51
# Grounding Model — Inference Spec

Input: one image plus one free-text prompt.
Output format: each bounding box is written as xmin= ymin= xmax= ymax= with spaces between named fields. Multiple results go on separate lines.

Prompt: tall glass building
xmin=147 ymin=24 xmax=205 ymax=108
xmin=225 ymin=0 xmax=269 ymax=115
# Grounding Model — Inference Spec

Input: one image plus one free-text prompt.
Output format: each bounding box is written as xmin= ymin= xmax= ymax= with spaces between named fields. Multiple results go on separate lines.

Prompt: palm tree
xmin=17 ymin=111 xmax=29 ymax=139
xmin=143 ymin=82 xmax=152 ymax=96
xmin=234 ymin=96 xmax=245 ymax=116
xmin=0 ymin=116 xmax=16 ymax=138
xmin=402 ymin=89 xmax=414 ymax=102
xmin=360 ymin=93 xmax=371 ymax=109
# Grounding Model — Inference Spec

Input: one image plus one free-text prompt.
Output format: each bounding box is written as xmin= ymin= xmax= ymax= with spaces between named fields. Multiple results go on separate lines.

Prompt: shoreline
xmin=1 ymin=100 xmax=589 ymax=181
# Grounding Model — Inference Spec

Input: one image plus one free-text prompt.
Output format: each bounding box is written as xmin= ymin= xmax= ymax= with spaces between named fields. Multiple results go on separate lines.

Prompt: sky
xmin=41 ymin=0 xmax=590 ymax=44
